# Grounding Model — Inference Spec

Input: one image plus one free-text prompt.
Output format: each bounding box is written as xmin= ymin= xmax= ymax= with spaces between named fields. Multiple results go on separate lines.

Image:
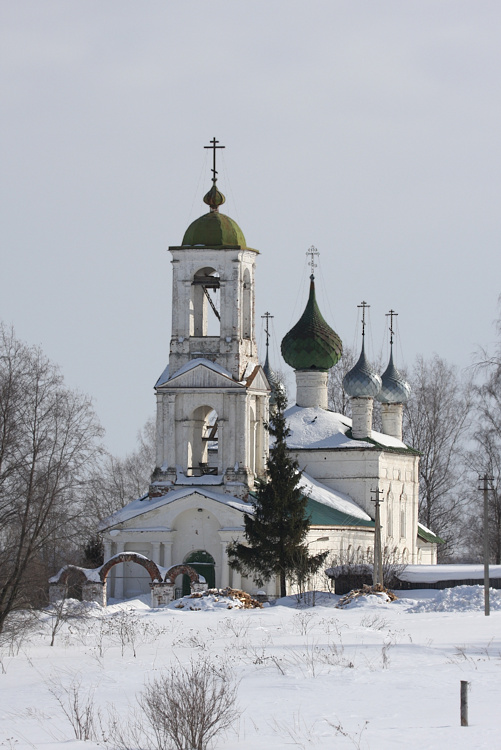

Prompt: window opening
xmin=191 ymin=268 xmax=220 ymax=337
xmin=187 ymin=406 xmax=219 ymax=476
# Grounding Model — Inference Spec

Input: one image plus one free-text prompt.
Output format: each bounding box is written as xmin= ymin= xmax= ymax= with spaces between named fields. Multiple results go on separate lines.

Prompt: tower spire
xmin=261 ymin=311 xmax=274 ymax=367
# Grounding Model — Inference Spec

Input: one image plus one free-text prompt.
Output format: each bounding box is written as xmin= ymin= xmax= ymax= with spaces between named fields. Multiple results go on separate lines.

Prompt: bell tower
xmin=153 ymin=141 xmax=269 ymax=496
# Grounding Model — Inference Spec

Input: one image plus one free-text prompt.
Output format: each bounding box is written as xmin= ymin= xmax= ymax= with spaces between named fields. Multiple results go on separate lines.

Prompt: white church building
xmin=99 ymin=145 xmax=439 ymax=600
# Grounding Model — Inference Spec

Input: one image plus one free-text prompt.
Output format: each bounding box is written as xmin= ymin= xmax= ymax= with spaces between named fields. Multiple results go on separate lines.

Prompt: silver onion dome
xmin=376 ymin=350 xmax=411 ymax=404
xmin=343 ymin=342 xmax=382 ymax=398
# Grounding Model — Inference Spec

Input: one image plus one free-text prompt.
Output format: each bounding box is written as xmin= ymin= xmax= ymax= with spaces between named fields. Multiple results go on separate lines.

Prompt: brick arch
xmin=164 ymin=564 xmax=204 ymax=585
xmin=99 ymin=553 xmax=162 ymax=583
xmin=52 ymin=565 xmax=90 ymax=586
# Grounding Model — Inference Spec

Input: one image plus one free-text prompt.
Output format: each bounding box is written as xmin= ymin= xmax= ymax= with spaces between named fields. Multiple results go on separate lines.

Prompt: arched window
xmin=400 ymin=506 xmax=406 ymax=539
xmin=242 ymin=268 xmax=252 ymax=339
xmin=190 ymin=267 xmax=220 ymax=337
xmin=187 ymin=406 xmax=219 ymax=476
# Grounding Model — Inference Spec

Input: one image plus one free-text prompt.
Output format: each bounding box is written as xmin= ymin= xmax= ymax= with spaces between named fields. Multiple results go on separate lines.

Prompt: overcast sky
xmin=2 ymin=2 xmax=501 ymax=456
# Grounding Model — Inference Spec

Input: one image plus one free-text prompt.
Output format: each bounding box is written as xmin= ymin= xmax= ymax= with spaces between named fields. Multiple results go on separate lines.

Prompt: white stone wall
xmin=292 ymin=447 xmax=421 ymax=563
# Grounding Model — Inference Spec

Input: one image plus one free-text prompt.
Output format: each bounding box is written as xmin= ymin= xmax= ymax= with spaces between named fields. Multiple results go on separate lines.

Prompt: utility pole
xmin=479 ymin=473 xmax=493 ymax=616
xmin=371 ymin=487 xmax=384 ymax=587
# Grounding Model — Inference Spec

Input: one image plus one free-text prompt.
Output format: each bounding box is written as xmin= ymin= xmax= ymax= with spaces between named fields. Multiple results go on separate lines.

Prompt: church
xmin=99 ymin=143 xmax=439 ymax=601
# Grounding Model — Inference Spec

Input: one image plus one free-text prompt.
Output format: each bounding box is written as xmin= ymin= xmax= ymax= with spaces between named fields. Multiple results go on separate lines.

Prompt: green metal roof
xmin=281 ymin=277 xmax=343 ymax=371
xmin=182 ymin=211 xmax=247 ymax=248
xmin=417 ymin=523 xmax=444 ymax=544
xmin=306 ymin=497 xmax=375 ymax=528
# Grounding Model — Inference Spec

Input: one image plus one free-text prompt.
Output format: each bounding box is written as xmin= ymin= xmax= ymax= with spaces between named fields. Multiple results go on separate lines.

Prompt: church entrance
xmin=182 ymin=550 xmax=215 ymax=596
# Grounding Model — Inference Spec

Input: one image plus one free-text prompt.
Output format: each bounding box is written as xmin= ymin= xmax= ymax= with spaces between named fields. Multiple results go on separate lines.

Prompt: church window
xmin=242 ymin=268 xmax=252 ymax=339
xmin=190 ymin=267 xmax=220 ymax=338
xmin=400 ymin=506 xmax=406 ymax=539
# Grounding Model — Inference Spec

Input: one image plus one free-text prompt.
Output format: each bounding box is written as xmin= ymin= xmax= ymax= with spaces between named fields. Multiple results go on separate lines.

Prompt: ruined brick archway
xmin=51 ymin=565 xmax=89 ymax=586
xmin=164 ymin=564 xmax=204 ymax=585
xmin=99 ymin=552 xmax=162 ymax=583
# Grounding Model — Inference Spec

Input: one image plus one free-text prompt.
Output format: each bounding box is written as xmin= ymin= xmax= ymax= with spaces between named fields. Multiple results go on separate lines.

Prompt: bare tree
xmin=0 ymin=324 xmax=103 ymax=632
xmin=328 ymin=346 xmax=357 ymax=416
xmin=110 ymin=658 xmax=239 ymax=750
xmin=403 ymin=354 xmax=472 ymax=559
xmin=463 ymin=321 xmax=501 ymax=562
xmin=82 ymin=416 xmax=155 ymax=528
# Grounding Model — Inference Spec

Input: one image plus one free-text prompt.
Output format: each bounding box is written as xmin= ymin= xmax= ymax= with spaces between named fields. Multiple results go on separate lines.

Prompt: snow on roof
xmin=169 ymin=358 xmax=235 ymax=382
xmin=285 ymin=405 xmax=408 ymax=450
xmin=399 ymin=564 xmax=501 ymax=583
xmin=300 ymin=472 xmax=371 ymax=521
xmin=99 ymin=486 xmax=252 ymax=530
xmin=174 ymin=470 xmax=224 ymax=486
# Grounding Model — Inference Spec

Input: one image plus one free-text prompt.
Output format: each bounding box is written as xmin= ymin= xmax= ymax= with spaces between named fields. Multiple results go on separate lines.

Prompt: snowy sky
xmin=2 ymin=2 xmax=501 ymax=456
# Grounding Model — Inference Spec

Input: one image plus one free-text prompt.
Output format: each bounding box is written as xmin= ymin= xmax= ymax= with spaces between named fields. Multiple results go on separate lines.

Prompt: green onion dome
xmin=376 ymin=349 xmax=411 ymax=404
xmin=343 ymin=342 xmax=382 ymax=398
xmin=182 ymin=212 xmax=247 ymax=247
xmin=281 ymin=276 xmax=343 ymax=371
xmin=181 ymin=184 xmax=248 ymax=248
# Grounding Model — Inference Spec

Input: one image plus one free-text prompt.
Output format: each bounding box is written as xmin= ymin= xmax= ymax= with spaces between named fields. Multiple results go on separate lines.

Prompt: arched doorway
xmin=182 ymin=550 xmax=216 ymax=596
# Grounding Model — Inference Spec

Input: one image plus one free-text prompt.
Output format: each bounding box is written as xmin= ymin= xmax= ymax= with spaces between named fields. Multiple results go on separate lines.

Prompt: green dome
xmin=281 ymin=277 xmax=343 ymax=371
xmin=182 ymin=212 xmax=247 ymax=248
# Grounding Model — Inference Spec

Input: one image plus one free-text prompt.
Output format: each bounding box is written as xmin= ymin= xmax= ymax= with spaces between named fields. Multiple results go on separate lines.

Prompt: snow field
xmin=2 ymin=587 xmax=501 ymax=749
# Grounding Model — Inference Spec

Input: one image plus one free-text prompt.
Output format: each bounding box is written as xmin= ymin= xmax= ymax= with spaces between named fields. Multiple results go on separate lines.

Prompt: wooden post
xmin=460 ymin=680 xmax=469 ymax=726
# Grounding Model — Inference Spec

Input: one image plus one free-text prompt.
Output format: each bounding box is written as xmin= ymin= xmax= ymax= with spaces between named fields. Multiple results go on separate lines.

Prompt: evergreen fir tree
xmin=228 ymin=390 xmax=327 ymax=597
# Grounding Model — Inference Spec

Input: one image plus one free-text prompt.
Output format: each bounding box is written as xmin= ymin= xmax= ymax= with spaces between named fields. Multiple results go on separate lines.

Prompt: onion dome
xmin=281 ymin=276 xmax=343 ymax=371
xmin=182 ymin=184 xmax=249 ymax=248
xmin=376 ymin=349 xmax=411 ymax=404
xmin=343 ymin=341 xmax=382 ymax=398
xmin=182 ymin=211 xmax=247 ymax=248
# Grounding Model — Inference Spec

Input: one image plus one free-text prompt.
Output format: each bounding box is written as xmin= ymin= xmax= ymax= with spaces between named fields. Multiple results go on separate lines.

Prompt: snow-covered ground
xmin=2 ymin=586 xmax=501 ymax=749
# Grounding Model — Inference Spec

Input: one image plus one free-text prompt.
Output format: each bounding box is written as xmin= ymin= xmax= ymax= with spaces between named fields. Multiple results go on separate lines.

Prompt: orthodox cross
xmin=261 ymin=312 xmax=274 ymax=354
xmin=204 ymin=137 xmax=225 ymax=185
xmin=358 ymin=301 xmax=370 ymax=339
xmin=306 ymin=246 xmax=319 ymax=277
xmin=386 ymin=309 xmax=398 ymax=346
